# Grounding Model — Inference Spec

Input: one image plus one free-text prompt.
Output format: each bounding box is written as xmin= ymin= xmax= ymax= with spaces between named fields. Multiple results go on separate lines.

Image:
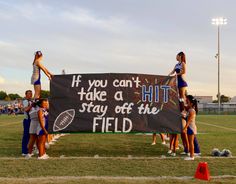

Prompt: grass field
xmin=0 ymin=115 xmax=236 ymax=184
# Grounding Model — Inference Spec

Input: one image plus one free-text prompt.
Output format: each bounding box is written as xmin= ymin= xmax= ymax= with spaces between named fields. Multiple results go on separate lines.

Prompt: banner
xmin=48 ymin=73 xmax=182 ymax=133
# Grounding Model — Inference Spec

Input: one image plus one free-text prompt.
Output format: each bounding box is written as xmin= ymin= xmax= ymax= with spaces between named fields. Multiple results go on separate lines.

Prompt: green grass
xmin=0 ymin=115 xmax=236 ymax=183
xmin=1 ymin=177 xmax=236 ymax=184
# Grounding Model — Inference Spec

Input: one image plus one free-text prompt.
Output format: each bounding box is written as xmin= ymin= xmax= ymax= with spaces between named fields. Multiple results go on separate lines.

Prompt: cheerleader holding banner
xmin=31 ymin=51 xmax=53 ymax=99
xmin=168 ymin=52 xmax=188 ymax=156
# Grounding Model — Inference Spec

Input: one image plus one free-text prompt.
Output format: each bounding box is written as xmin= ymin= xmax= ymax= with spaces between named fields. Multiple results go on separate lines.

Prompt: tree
xmin=0 ymin=91 xmax=7 ymax=100
xmin=8 ymin=93 xmax=22 ymax=100
xmin=41 ymin=90 xmax=50 ymax=98
xmin=220 ymin=95 xmax=231 ymax=103
xmin=213 ymin=94 xmax=231 ymax=103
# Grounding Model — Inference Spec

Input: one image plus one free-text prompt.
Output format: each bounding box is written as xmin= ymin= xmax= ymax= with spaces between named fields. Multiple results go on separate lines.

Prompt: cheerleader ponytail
xmin=186 ymin=95 xmax=198 ymax=114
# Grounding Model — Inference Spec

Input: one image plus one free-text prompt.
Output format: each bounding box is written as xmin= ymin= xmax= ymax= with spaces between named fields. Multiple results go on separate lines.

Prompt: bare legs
xmin=38 ymin=135 xmax=47 ymax=157
xmin=28 ymin=134 xmax=38 ymax=154
xmin=152 ymin=133 xmax=166 ymax=145
xmin=188 ymin=134 xmax=194 ymax=158
xmin=179 ymin=87 xmax=189 ymax=153
xmin=34 ymin=85 xmax=41 ymax=99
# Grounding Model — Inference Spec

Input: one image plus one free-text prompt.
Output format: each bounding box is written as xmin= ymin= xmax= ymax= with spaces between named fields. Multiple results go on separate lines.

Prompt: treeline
xmin=0 ymin=90 xmax=50 ymax=101
xmin=212 ymin=95 xmax=231 ymax=103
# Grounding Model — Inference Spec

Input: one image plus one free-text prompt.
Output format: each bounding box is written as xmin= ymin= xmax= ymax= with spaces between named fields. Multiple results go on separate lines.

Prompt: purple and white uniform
xmin=187 ymin=108 xmax=197 ymax=135
xmin=31 ymin=63 xmax=41 ymax=85
xmin=175 ymin=62 xmax=188 ymax=88
xmin=36 ymin=108 xmax=48 ymax=136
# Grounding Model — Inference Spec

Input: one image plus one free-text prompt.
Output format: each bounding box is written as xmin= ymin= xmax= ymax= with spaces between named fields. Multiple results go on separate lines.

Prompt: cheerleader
xmin=183 ymin=95 xmax=198 ymax=160
xmin=37 ymin=99 xmax=49 ymax=159
xmin=169 ymin=51 xmax=189 ymax=155
xmin=169 ymin=51 xmax=188 ymax=109
xmin=31 ymin=51 xmax=53 ymax=99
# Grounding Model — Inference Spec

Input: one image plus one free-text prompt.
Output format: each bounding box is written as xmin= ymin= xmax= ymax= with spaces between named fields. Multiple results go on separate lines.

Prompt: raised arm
xmin=168 ymin=67 xmax=176 ymax=76
xmin=37 ymin=61 xmax=53 ymax=80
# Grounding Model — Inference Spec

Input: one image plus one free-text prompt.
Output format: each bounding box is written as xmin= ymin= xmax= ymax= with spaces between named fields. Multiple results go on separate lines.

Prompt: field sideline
xmin=0 ymin=115 xmax=236 ymax=184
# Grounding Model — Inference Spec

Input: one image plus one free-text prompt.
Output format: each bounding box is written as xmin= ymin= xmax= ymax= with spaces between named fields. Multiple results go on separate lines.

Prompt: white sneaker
xmin=25 ymin=153 xmax=33 ymax=159
xmin=38 ymin=154 xmax=49 ymax=160
xmin=44 ymin=154 xmax=49 ymax=159
xmin=151 ymin=142 xmax=156 ymax=145
xmin=194 ymin=153 xmax=201 ymax=157
xmin=22 ymin=153 xmax=27 ymax=157
xmin=167 ymin=150 xmax=172 ymax=154
xmin=184 ymin=157 xmax=194 ymax=161
xmin=170 ymin=153 xmax=176 ymax=157
xmin=180 ymin=152 xmax=187 ymax=155
xmin=161 ymin=141 xmax=166 ymax=145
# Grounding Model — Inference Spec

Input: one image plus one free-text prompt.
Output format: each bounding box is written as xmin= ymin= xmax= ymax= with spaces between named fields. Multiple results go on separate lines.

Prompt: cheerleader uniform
xmin=31 ymin=63 xmax=41 ymax=85
xmin=37 ymin=108 xmax=48 ymax=136
xmin=29 ymin=106 xmax=40 ymax=134
xmin=174 ymin=62 xmax=188 ymax=88
xmin=186 ymin=108 xmax=197 ymax=135
xmin=186 ymin=108 xmax=201 ymax=154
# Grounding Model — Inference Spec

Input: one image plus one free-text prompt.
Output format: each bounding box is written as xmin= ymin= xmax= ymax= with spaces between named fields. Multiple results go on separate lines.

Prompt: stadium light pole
xmin=212 ymin=17 xmax=227 ymax=114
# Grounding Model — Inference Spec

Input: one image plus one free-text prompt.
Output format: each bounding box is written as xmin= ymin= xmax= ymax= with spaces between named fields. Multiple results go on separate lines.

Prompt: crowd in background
xmin=0 ymin=101 xmax=24 ymax=115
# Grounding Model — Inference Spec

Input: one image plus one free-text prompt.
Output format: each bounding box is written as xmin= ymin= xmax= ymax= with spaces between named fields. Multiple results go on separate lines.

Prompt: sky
xmin=0 ymin=0 xmax=236 ymax=98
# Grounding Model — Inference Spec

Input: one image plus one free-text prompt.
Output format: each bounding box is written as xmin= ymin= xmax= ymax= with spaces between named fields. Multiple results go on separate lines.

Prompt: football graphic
xmin=53 ymin=109 xmax=75 ymax=132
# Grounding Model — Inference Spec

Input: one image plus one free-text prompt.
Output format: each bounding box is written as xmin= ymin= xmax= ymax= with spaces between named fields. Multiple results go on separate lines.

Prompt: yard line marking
xmin=0 ymin=156 xmax=235 ymax=160
xmin=0 ymin=175 xmax=235 ymax=181
xmin=197 ymin=121 xmax=236 ymax=132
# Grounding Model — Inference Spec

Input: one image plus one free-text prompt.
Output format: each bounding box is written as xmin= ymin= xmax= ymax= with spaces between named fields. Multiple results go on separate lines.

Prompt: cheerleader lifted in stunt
xmin=31 ymin=51 xmax=53 ymax=99
xmin=168 ymin=51 xmax=188 ymax=156
xmin=169 ymin=51 xmax=188 ymax=110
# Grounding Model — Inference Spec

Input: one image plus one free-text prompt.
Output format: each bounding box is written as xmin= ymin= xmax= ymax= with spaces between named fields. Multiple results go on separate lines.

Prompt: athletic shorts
xmin=187 ymin=127 xmax=194 ymax=135
xmin=31 ymin=73 xmax=41 ymax=85
xmin=177 ymin=76 xmax=188 ymax=88
xmin=34 ymin=78 xmax=41 ymax=85
xmin=36 ymin=122 xmax=48 ymax=136
xmin=37 ymin=128 xmax=44 ymax=136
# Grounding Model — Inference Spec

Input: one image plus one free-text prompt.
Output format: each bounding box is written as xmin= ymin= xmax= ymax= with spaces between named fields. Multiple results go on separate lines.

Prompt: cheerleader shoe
xmin=25 ymin=153 xmax=33 ymax=159
xmin=170 ymin=152 xmax=176 ymax=157
xmin=38 ymin=154 xmax=49 ymax=160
